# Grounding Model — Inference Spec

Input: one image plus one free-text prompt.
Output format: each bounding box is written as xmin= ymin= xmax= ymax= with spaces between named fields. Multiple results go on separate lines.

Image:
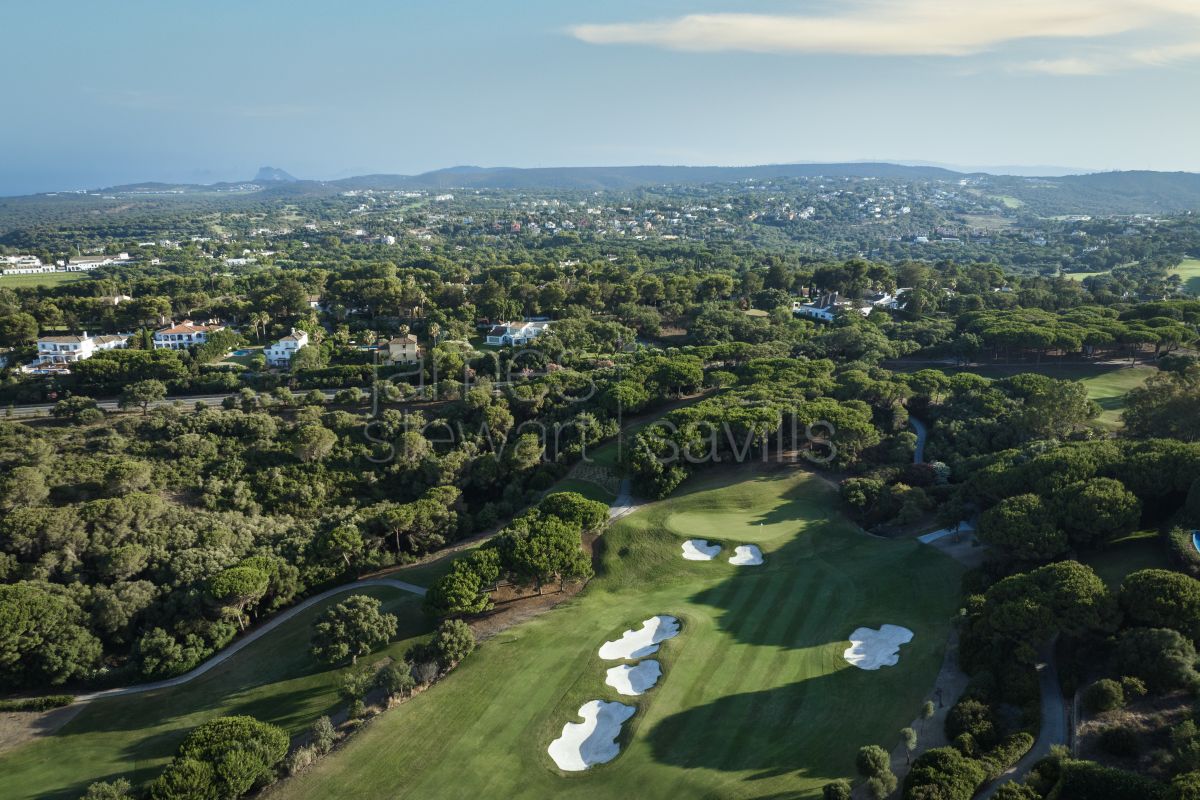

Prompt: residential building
xmin=60 ymin=252 xmax=132 ymax=271
xmin=264 ymin=329 xmax=309 ymax=366
xmin=792 ymin=293 xmax=875 ymax=322
xmin=24 ymin=332 xmax=129 ymax=373
xmin=384 ymin=333 xmax=422 ymax=364
xmin=1 ymin=255 xmax=52 ymax=275
xmin=485 ymin=320 xmax=551 ymax=346
xmin=153 ymin=320 xmax=226 ymax=350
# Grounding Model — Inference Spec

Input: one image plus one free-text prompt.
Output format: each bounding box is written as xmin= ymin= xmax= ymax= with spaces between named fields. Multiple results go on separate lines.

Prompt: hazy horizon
xmin=3 ymin=0 xmax=1199 ymax=196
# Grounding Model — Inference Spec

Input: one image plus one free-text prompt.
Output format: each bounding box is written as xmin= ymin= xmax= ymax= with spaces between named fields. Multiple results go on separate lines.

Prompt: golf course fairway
xmin=273 ymin=467 xmax=963 ymax=800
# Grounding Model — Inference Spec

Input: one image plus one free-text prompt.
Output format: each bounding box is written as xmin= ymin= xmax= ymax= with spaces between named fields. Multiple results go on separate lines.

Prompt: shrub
xmin=1083 ymin=678 xmax=1125 ymax=714
xmin=857 ymin=744 xmax=892 ymax=779
xmin=81 ymin=779 xmax=133 ymax=799
xmin=822 ymin=780 xmax=852 ymax=800
xmin=868 ymin=773 xmax=898 ymax=800
xmin=1121 ymin=675 xmax=1148 ymax=699
xmin=1053 ymin=759 xmax=1167 ymax=800
xmin=430 ymin=619 xmax=476 ymax=669
xmin=348 ymin=699 xmax=367 ymax=720
xmin=980 ymin=733 xmax=1035 ymax=781
xmin=376 ymin=662 xmax=417 ymax=698
xmin=309 ymin=716 xmax=336 ymax=754
xmin=0 ymin=694 xmax=74 ymax=712
xmin=1169 ymin=526 xmax=1200 ymax=579
xmin=150 ymin=715 xmax=288 ymax=800
xmin=1117 ymin=628 xmax=1200 ymax=692
xmin=903 ymin=746 xmax=987 ymax=800
xmin=285 ymin=745 xmax=318 ymax=776
xmin=1171 ymin=771 xmax=1200 ymax=800
xmin=946 ymin=698 xmax=997 ymax=749
xmin=1099 ymin=725 xmax=1142 ymax=758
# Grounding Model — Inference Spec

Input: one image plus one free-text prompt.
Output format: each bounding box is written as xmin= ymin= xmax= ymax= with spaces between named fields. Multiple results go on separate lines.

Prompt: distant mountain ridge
xmin=23 ymin=162 xmax=1200 ymax=215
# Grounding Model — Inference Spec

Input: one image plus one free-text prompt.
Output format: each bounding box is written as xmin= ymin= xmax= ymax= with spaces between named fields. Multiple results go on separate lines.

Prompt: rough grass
xmin=273 ymin=468 xmax=962 ymax=800
xmin=0 ymin=587 xmax=432 ymax=800
xmin=1083 ymin=530 xmax=1169 ymax=589
xmin=1173 ymin=258 xmax=1200 ymax=295
xmin=0 ymin=272 xmax=87 ymax=288
xmin=899 ymin=363 xmax=1155 ymax=426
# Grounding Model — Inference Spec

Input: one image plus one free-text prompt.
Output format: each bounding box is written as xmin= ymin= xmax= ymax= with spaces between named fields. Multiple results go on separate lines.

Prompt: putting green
xmin=274 ymin=468 xmax=962 ymax=800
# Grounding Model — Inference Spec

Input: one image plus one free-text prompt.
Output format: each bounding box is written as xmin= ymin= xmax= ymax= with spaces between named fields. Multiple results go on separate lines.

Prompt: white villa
xmin=265 ymin=329 xmax=309 ymax=366
xmin=60 ymin=252 xmax=132 ymax=271
xmin=24 ymin=332 xmax=130 ymax=374
xmin=485 ymin=320 xmax=551 ymax=346
xmin=153 ymin=320 xmax=226 ymax=350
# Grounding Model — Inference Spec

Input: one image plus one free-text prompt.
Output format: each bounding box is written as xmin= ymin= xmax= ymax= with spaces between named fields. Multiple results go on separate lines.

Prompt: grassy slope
xmin=275 ymin=469 xmax=963 ymax=800
xmin=1173 ymin=258 xmax=1200 ymax=295
xmin=0 ymin=587 xmax=433 ymax=800
xmin=1062 ymin=258 xmax=1200 ymax=294
xmin=899 ymin=363 xmax=1155 ymax=426
xmin=0 ymin=272 xmax=87 ymax=288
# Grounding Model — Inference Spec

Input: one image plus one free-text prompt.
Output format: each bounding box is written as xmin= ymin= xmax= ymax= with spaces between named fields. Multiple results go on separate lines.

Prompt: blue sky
xmin=2 ymin=0 xmax=1199 ymax=194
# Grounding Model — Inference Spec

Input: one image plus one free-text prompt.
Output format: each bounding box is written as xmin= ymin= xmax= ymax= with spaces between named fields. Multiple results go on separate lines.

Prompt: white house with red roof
xmin=153 ymin=320 xmax=226 ymax=350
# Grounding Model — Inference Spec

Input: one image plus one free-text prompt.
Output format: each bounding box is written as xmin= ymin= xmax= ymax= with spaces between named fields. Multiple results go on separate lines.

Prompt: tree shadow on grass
xmin=647 ymin=667 xmax=866 ymax=781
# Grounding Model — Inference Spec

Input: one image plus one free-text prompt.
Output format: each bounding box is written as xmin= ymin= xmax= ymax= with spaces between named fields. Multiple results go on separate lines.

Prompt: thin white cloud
xmin=1019 ymin=57 xmax=1108 ymax=76
xmin=571 ymin=0 xmax=1200 ymax=72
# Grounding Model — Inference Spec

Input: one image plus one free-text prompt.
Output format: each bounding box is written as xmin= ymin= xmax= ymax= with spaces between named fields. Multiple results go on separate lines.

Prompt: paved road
xmin=909 ymin=415 xmax=929 ymax=464
xmin=608 ymin=478 xmax=637 ymax=520
xmin=975 ymin=642 xmax=1067 ymax=798
xmin=70 ymin=577 xmax=426 ymax=705
xmin=5 ymin=389 xmax=340 ymax=418
xmin=69 ymin=467 xmax=642 ymax=707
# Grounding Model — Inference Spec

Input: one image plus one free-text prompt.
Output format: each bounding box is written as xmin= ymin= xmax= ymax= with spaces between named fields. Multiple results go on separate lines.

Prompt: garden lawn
xmin=273 ymin=468 xmax=962 ymax=800
xmin=0 ymin=587 xmax=432 ymax=800
xmin=1084 ymin=530 xmax=1170 ymax=589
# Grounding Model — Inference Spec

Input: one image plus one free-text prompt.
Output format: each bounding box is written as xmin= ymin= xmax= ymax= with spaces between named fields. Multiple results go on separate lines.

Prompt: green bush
xmin=0 ymin=694 xmax=74 ymax=712
xmin=857 ymin=744 xmax=892 ymax=779
xmin=822 ymin=780 xmax=852 ymax=800
xmin=1167 ymin=526 xmax=1200 ymax=579
xmin=946 ymin=698 xmax=997 ymax=749
xmin=980 ymin=733 xmax=1035 ymax=781
xmin=1099 ymin=726 xmax=1141 ymax=758
xmin=904 ymin=747 xmax=987 ymax=800
xmin=1051 ymin=759 xmax=1167 ymax=800
xmin=1083 ymin=678 xmax=1125 ymax=714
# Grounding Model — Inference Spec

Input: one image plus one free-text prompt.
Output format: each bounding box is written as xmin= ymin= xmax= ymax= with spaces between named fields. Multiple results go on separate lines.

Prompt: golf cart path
xmin=71 ymin=577 xmax=426 ymax=704
xmin=909 ymin=415 xmax=928 ymax=464
xmin=974 ymin=642 xmax=1067 ymax=798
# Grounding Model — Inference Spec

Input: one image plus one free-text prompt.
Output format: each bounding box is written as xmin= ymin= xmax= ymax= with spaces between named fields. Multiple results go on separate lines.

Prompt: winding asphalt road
xmin=5 ymin=389 xmax=340 ymax=419
xmin=66 ymin=472 xmax=637 ymax=707
xmin=70 ymin=577 xmax=426 ymax=705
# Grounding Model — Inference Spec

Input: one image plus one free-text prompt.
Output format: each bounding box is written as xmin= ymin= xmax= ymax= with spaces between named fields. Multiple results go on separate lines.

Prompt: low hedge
xmin=980 ymin=732 xmax=1035 ymax=781
xmin=0 ymin=694 xmax=74 ymax=712
xmin=1167 ymin=525 xmax=1200 ymax=578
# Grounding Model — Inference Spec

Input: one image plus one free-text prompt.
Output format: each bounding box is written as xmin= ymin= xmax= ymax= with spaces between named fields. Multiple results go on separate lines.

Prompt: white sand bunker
xmin=843 ymin=625 xmax=914 ymax=670
xmin=728 ymin=545 xmax=764 ymax=566
xmin=598 ymin=615 xmax=681 ymax=660
xmin=605 ymin=660 xmax=662 ymax=696
xmin=681 ymin=539 xmax=722 ymax=560
xmin=547 ymin=700 xmax=636 ymax=771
